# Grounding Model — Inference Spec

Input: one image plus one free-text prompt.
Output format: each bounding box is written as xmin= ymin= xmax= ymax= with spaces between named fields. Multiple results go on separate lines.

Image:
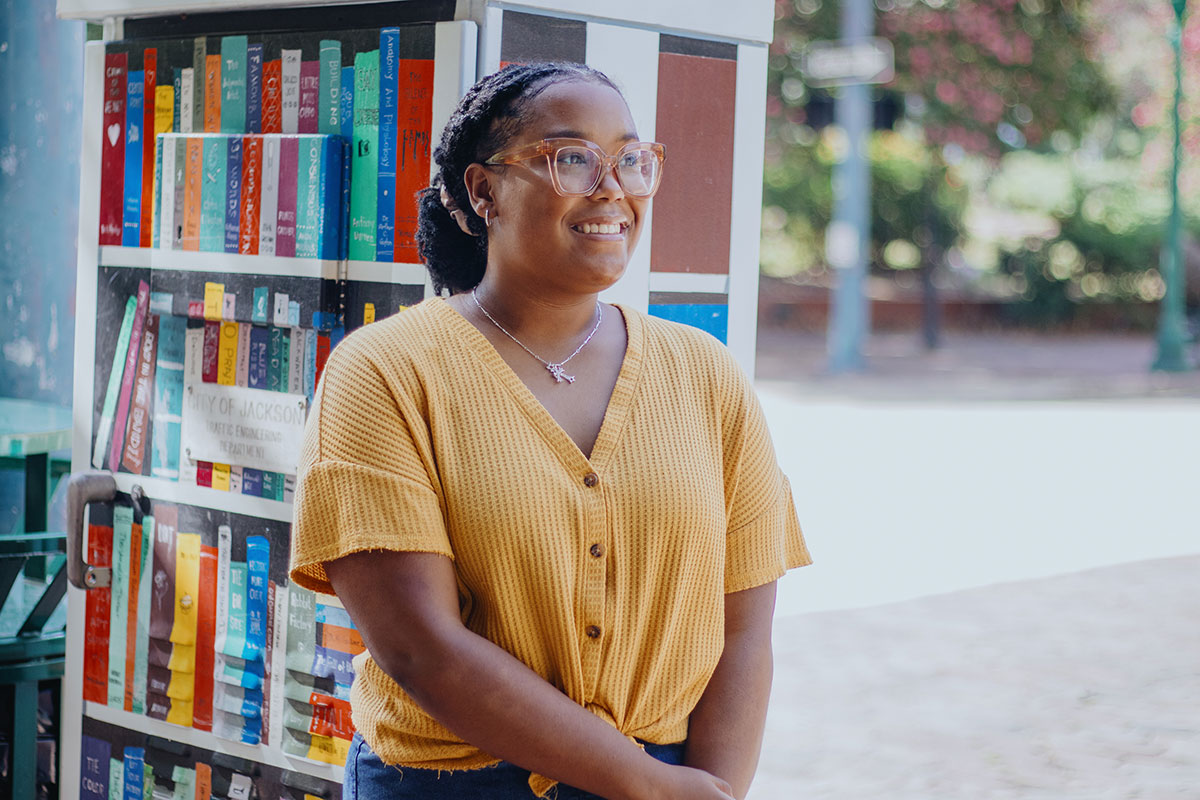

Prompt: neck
xmin=470 ymin=276 xmax=602 ymax=345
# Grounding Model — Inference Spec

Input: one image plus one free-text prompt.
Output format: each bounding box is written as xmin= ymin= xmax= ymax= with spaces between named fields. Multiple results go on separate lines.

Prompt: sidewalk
xmin=752 ymin=556 xmax=1200 ymax=799
xmin=752 ymin=328 xmax=1199 ymax=798
xmin=755 ymin=328 xmax=1200 ymax=401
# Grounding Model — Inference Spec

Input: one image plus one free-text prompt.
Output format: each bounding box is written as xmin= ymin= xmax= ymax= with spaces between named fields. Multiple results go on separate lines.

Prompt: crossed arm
xmin=325 ymin=549 xmax=777 ymax=800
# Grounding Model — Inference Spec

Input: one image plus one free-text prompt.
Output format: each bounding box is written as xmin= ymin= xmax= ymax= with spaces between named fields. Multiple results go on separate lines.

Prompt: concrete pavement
xmin=751 ymin=329 xmax=1199 ymax=798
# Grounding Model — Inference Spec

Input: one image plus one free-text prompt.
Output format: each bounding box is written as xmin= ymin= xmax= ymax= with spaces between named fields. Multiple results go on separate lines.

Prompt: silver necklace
xmin=471 ymin=288 xmax=603 ymax=384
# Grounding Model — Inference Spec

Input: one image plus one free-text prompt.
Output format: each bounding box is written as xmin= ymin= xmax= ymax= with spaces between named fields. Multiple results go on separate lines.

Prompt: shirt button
xmin=583 ymin=472 xmax=599 ymax=487
xmin=589 ymin=543 xmax=604 ymax=558
xmin=585 ymin=625 xmax=602 ymax=639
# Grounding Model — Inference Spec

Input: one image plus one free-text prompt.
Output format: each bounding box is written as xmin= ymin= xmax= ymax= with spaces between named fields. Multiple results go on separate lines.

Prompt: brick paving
xmin=752 ymin=557 xmax=1200 ymax=799
xmin=750 ymin=328 xmax=1200 ymax=798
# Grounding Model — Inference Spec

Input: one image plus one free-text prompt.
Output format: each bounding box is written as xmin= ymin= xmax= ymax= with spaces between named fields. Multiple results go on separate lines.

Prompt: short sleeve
xmin=289 ymin=333 xmax=451 ymax=595
xmin=722 ymin=364 xmax=811 ymax=594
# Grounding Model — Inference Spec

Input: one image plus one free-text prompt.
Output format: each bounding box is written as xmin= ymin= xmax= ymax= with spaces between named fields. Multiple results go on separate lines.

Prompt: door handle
xmin=66 ymin=471 xmax=119 ymax=589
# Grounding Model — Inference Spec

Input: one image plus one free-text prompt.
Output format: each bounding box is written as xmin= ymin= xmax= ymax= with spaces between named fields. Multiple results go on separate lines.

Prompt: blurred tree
xmin=764 ymin=0 xmax=1117 ymax=286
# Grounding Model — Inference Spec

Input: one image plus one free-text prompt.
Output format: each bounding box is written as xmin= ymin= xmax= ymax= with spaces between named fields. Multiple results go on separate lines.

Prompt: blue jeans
xmin=343 ymin=731 xmax=686 ymax=799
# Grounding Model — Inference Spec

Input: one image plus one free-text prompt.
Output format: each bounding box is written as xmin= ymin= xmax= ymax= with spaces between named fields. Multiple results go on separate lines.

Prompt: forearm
xmin=377 ymin=622 xmax=664 ymax=800
xmin=684 ymin=585 xmax=777 ymax=799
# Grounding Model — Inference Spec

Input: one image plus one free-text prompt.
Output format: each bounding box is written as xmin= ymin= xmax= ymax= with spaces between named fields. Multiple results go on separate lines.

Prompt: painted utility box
xmin=55 ymin=1 xmax=775 ymax=797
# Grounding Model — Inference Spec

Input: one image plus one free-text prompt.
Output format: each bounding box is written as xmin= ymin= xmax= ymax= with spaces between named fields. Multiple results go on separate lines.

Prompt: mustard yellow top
xmin=289 ymin=297 xmax=810 ymax=792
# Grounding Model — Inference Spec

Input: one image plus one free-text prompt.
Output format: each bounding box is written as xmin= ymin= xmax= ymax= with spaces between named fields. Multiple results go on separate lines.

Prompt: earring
xmin=484 ymin=208 xmax=492 ymax=228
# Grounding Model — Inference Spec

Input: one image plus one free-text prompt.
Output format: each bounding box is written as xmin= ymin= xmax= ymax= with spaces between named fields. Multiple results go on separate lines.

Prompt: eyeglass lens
xmin=553 ymin=146 xmax=660 ymax=196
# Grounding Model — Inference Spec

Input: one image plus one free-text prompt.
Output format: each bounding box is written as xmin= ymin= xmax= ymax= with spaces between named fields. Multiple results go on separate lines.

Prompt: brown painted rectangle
xmin=501 ymin=10 xmax=587 ymax=64
xmin=651 ymin=51 xmax=736 ymax=274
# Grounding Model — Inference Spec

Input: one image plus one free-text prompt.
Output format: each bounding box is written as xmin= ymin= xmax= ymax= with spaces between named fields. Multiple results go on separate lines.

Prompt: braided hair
xmin=416 ymin=62 xmax=619 ymax=294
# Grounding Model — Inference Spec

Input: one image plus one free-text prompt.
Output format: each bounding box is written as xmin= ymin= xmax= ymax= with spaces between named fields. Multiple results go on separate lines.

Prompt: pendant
xmin=547 ymin=364 xmax=576 ymax=383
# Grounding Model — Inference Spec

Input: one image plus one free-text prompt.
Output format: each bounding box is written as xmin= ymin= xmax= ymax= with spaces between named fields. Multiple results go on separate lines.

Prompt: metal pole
xmin=826 ymin=0 xmax=873 ymax=372
xmin=1153 ymin=0 xmax=1193 ymax=372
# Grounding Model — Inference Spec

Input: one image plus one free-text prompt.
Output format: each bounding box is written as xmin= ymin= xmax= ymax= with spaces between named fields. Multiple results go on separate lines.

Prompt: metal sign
xmin=801 ymin=38 xmax=895 ymax=87
xmin=179 ymin=382 xmax=308 ymax=474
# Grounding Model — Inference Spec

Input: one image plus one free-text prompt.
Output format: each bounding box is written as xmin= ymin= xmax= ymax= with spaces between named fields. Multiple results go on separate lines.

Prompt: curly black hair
xmin=415 ymin=62 xmax=619 ymax=294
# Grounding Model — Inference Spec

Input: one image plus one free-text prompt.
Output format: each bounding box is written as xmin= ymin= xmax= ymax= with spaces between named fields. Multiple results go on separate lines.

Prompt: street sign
xmin=801 ymin=38 xmax=894 ymax=87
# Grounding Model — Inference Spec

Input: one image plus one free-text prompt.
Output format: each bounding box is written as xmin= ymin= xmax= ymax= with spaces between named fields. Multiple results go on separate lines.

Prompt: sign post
xmin=802 ymin=20 xmax=894 ymax=372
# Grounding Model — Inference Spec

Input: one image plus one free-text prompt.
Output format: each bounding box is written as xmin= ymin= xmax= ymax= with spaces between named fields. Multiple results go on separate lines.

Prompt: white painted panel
xmin=587 ymin=21 xmax=659 ymax=314
xmin=432 ymin=20 xmax=479 ymax=178
xmin=648 ymin=272 xmax=730 ymax=295
xmin=477 ymin=3 xmax=505 ymax=76
xmin=726 ymin=43 xmax=768 ymax=377
xmin=63 ymin=40 xmax=107 ymax=800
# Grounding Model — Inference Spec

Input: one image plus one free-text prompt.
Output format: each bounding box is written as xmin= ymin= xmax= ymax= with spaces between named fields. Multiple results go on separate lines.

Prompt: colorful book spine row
xmin=81 ymin=734 xmax=257 ymax=800
xmin=93 ymin=283 xmax=345 ymax=498
xmin=155 ymin=133 xmax=344 ymax=260
xmin=100 ymin=29 xmax=433 ymax=263
xmin=281 ymin=585 xmax=361 ymax=765
xmin=82 ymin=515 xmax=361 ymax=763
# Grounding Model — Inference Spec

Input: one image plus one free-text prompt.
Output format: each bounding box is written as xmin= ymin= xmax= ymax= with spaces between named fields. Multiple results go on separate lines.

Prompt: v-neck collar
xmin=430 ymin=296 xmax=644 ymax=472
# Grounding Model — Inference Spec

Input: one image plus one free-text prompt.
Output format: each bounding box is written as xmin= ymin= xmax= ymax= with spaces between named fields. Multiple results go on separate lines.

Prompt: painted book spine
xmin=93 ymin=296 xmax=137 ymax=469
xmin=236 ymin=321 xmax=251 ymax=386
xmin=281 ymin=49 xmax=301 ymax=134
xmin=120 ymin=68 xmax=142 ymax=248
xmin=122 ymin=518 xmax=142 ymax=710
xmin=224 ymin=135 xmax=243 ymax=253
xmin=217 ymin=321 xmax=238 ymax=386
xmin=201 ymin=320 xmax=220 ymax=383
xmin=156 ymin=135 xmax=174 ymax=250
xmin=83 ymin=522 xmax=113 ymax=703
xmin=239 ymin=135 xmax=263 ymax=254
xmin=339 ymin=138 xmax=352 ymax=261
xmin=204 ymin=53 xmax=221 ymax=132
xmin=179 ymin=67 xmax=193 ymax=134
xmin=80 ymin=736 xmax=111 ymax=800
xmin=262 ymin=58 xmax=282 ymax=134
xmin=108 ymin=280 xmax=150 ymax=471
xmin=339 ymin=66 xmax=355 ymax=139
xmin=131 ymin=516 xmax=153 ymax=713
xmin=276 ymin=136 xmax=298 ymax=257
xmin=244 ymin=537 xmax=270 ymax=661
xmin=191 ymin=37 xmax=206 ymax=134
xmin=172 ymin=137 xmax=186 ymax=248
xmin=107 ymin=504 xmax=132 ymax=707
xmin=100 ymin=51 xmax=128 ymax=246
xmin=268 ymin=326 xmax=283 ymax=392
xmin=395 ymin=59 xmax=434 ymax=262
xmin=247 ymin=325 xmax=269 ymax=389
xmin=150 ymin=314 xmax=185 ymax=479
xmin=320 ymin=135 xmax=343 ymax=260
xmin=247 ymin=43 xmax=264 ymax=134
xmin=147 ymin=504 xmax=177 ymax=640
xmin=304 ymin=327 xmax=317 ymax=401
xmin=287 ymin=325 xmax=304 ymax=395
xmin=193 ymin=543 xmax=218 ymax=732
xmin=294 ymin=136 xmax=320 ymax=258
xmin=220 ymin=35 xmax=248 ymax=134
xmin=181 ymin=137 xmax=203 ymax=250
xmin=257 ymin=135 xmax=279 ymax=256
xmin=139 ymin=49 xmax=158 ymax=247
xmin=298 ymin=60 xmax=320 ymax=134
xmin=120 ymin=312 xmax=158 ymax=474
xmin=376 ymin=28 xmax=399 ymax=262
xmin=349 ymin=50 xmax=380 ymax=261
xmin=319 ymin=40 xmax=342 ymax=135
xmin=199 ymin=136 xmax=227 ymax=252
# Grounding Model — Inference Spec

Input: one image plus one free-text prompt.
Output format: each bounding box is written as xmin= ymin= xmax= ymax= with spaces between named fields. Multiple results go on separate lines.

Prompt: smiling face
xmin=469 ymin=79 xmax=652 ymax=297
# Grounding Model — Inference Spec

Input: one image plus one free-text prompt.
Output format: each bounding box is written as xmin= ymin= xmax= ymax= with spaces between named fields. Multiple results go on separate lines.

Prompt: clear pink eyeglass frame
xmin=484 ymin=137 xmax=667 ymax=198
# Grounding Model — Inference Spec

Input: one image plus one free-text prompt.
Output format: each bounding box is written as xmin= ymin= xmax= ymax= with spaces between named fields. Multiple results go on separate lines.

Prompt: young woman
xmin=290 ymin=62 xmax=810 ymax=800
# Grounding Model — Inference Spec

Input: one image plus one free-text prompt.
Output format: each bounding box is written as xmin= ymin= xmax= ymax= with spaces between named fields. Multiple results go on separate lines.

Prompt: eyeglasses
xmin=484 ymin=138 xmax=666 ymax=198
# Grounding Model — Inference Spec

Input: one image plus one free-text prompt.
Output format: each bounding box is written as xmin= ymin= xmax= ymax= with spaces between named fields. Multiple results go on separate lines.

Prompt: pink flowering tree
xmin=764 ymin=0 xmax=1117 ymax=290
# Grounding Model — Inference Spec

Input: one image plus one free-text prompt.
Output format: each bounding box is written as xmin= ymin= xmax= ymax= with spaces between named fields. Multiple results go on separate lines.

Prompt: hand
xmin=640 ymin=762 xmax=736 ymax=800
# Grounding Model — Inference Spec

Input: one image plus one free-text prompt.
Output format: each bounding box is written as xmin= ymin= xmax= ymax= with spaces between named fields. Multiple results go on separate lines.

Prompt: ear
xmin=462 ymin=163 xmax=497 ymax=222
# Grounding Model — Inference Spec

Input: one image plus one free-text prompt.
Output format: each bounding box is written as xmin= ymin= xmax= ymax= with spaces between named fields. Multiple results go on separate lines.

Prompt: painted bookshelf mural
xmin=99 ymin=25 xmax=434 ymax=264
xmin=70 ymin=4 xmax=771 ymax=798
